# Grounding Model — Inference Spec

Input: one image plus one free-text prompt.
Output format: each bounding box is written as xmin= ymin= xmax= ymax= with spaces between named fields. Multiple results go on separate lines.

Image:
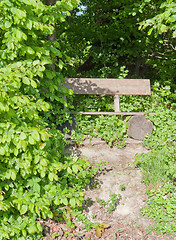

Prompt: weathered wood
xmin=62 ymin=78 xmax=151 ymax=95
xmin=66 ymin=111 xmax=155 ymax=116
xmin=114 ymin=95 xmax=120 ymax=112
xmin=127 ymin=116 xmax=153 ymax=140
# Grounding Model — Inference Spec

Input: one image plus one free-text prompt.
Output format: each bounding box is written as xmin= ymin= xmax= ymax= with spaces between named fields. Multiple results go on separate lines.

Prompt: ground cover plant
xmin=134 ymin=85 xmax=176 ymax=235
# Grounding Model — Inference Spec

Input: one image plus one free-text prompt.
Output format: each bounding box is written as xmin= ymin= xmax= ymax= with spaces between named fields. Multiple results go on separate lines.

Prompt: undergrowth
xmin=134 ymin=84 xmax=176 ymax=235
xmin=65 ymin=83 xmax=176 ymax=235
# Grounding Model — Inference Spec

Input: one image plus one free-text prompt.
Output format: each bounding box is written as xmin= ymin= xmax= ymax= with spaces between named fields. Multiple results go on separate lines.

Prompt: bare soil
xmin=42 ymin=138 xmax=176 ymax=240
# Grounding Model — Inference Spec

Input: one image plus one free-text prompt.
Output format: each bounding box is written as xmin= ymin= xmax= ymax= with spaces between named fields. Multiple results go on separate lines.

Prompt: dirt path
xmin=73 ymin=137 xmax=175 ymax=239
xmin=43 ymin=138 xmax=175 ymax=240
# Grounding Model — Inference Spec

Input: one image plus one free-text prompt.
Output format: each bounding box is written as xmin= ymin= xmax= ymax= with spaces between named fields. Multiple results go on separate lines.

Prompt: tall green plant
xmin=0 ymin=1 xmax=99 ymax=239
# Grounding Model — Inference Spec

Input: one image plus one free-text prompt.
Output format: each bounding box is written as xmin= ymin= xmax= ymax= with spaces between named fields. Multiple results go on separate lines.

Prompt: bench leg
xmin=114 ymin=95 xmax=120 ymax=112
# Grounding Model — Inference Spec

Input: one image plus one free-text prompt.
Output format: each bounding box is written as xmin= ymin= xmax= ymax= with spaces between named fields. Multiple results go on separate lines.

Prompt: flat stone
xmin=83 ymin=137 xmax=106 ymax=146
xmin=127 ymin=116 xmax=153 ymax=140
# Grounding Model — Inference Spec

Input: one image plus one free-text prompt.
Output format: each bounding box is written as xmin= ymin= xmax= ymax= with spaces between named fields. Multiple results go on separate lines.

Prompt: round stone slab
xmin=127 ymin=116 xmax=153 ymax=140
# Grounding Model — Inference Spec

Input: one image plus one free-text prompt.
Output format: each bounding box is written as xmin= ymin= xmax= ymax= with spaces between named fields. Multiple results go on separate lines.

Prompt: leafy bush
xmin=0 ymin=0 xmax=100 ymax=239
xmin=0 ymin=58 xmax=94 ymax=239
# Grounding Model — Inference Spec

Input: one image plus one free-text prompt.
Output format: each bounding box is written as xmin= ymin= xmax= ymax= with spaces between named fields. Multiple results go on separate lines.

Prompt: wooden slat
xmin=62 ymin=78 xmax=151 ymax=95
xmin=66 ymin=111 xmax=155 ymax=116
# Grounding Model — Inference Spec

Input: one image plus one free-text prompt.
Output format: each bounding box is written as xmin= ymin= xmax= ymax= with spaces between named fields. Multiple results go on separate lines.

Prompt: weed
xmin=120 ymin=184 xmax=126 ymax=191
xmin=141 ymin=183 xmax=176 ymax=234
xmin=97 ymin=193 xmax=122 ymax=213
xmin=96 ymin=198 xmax=107 ymax=208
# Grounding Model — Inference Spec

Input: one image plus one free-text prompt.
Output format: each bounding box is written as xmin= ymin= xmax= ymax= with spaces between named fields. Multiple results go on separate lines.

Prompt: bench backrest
xmin=61 ymin=78 xmax=152 ymax=115
xmin=63 ymin=78 xmax=151 ymax=95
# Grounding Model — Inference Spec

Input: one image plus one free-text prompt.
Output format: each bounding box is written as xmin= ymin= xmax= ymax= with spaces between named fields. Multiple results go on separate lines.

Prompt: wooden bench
xmin=62 ymin=78 xmax=152 ymax=115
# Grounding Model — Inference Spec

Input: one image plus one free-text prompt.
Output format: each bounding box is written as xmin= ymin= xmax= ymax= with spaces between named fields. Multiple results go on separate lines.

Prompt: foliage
xmin=61 ymin=0 xmax=151 ymax=78
xmin=71 ymin=114 xmax=127 ymax=147
xmin=140 ymin=1 xmax=176 ymax=39
xmin=59 ymin=0 xmax=175 ymax=91
xmin=0 ymin=0 xmax=104 ymax=239
xmin=120 ymin=184 xmax=126 ymax=191
xmin=0 ymin=0 xmax=175 ymax=238
xmin=141 ymin=183 xmax=176 ymax=234
xmin=134 ymin=84 xmax=176 ymax=234
xmin=139 ymin=0 xmax=176 ymax=87
xmin=96 ymin=193 xmax=122 ymax=213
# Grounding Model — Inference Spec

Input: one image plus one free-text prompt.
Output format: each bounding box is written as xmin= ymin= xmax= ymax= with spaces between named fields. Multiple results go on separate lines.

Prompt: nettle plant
xmin=0 ymin=0 xmax=98 ymax=239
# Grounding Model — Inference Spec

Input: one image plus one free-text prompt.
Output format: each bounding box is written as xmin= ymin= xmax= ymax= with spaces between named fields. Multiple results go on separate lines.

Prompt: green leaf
xmin=58 ymin=60 xmax=64 ymax=69
xmin=34 ymin=155 xmax=40 ymax=164
xmin=19 ymin=132 xmax=26 ymax=140
xmin=159 ymin=24 xmax=167 ymax=33
xmin=67 ymin=167 xmax=72 ymax=174
xmin=33 ymin=183 xmax=40 ymax=193
xmin=0 ymin=195 xmax=4 ymax=201
xmin=26 ymin=20 xmax=32 ymax=29
xmin=50 ymin=46 xmax=62 ymax=58
xmin=16 ymin=29 xmax=23 ymax=41
xmin=22 ymin=229 xmax=27 ymax=237
xmin=31 ymin=131 xmax=40 ymax=142
xmin=27 ymin=47 xmax=35 ymax=55
xmin=41 ymin=171 xmax=46 ymax=178
xmin=29 ymin=203 xmax=34 ymax=212
xmin=4 ymin=21 xmax=11 ymax=28
xmin=28 ymin=224 xmax=37 ymax=234
xmin=48 ymin=172 xmax=55 ymax=181
xmin=33 ymin=60 xmax=40 ymax=66
xmin=72 ymin=164 xmax=78 ymax=174
xmin=11 ymin=170 xmax=16 ymax=180
xmin=45 ymin=70 xmax=56 ymax=79
xmin=47 ymin=210 xmax=53 ymax=219
xmin=37 ymin=221 xmax=43 ymax=232
xmin=29 ymin=136 xmax=35 ymax=145
xmin=40 ymin=131 xmax=48 ymax=141
xmin=40 ymin=158 xmax=48 ymax=166
xmin=22 ymin=77 xmax=30 ymax=85
xmin=70 ymin=198 xmax=76 ymax=208
xmin=61 ymin=197 xmax=68 ymax=205
xmin=14 ymin=148 xmax=18 ymax=157
xmin=0 ymin=147 xmax=5 ymax=155
xmin=31 ymin=80 xmax=37 ymax=88
xmin=20 ymin=205 xmax=28 ymax=215
xmin=173 ymin=30 xmax=176 ymax=38
xmin=148 ymin=28 xmax=153 ymax=35
xmin=54 ymin=198 xmax=60 ymax=205
xmin=21 ymin=140 xmax=27 ymax=151
xmin=168 ymin=15 xmax=176 ymax=23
